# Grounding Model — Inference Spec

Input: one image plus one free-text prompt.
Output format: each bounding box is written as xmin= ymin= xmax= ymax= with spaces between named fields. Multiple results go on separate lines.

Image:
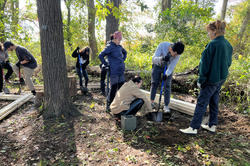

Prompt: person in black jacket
xmin=72 ymin=47 xmax=90 ymax=90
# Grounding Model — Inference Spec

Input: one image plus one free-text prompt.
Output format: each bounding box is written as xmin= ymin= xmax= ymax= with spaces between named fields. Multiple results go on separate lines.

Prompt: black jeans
xmin=117 ymin=98 xmax=144 ymax=117
xmin=0 ymin=61 xmax=13 ymax=92
xmin=100 ymin=65 xmax=107 ymax=94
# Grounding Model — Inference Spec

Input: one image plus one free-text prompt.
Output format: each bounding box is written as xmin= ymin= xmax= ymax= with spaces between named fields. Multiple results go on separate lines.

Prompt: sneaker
xmin=163 ymin=106 xmax=171 ymax=113
xmin=201 ymin=124 xmax=216 ymax=132
xmin=179 ymin=127 xmax=197 ymax=134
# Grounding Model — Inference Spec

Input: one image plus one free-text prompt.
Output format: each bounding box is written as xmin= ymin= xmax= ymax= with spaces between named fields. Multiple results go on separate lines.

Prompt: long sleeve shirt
xmin=198 ymin=36 xmax=233 ymax=85
xmin=152 ymin=42 xmax=180 ymax=76
xmin=15 ymin=46 xmax=37 ymax=69
xmin=72 ymin=48 xmax=89 ymax=70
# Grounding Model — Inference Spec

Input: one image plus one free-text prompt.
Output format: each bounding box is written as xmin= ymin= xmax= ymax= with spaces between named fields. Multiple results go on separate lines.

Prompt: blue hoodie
xmin=99 ymin=41 xmax=127 ymax=76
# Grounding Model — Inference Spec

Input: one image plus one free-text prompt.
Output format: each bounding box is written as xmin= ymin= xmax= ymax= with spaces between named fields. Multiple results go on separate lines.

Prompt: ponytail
xmin=207 ymin=20 xmax=226 ymax=35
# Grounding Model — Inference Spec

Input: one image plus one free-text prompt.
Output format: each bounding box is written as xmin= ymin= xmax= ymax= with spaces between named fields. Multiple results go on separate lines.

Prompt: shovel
xmin=152 ymin=65 xmax=167 ymax=122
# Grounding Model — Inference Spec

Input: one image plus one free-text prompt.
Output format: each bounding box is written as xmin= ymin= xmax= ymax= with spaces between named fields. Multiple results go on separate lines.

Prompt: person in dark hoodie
xmin=72 ymin=46 xmax=90 ymax=90
xmin=99 ymin=31 xmax=127 ymax=105
xmin=4 ymin=41 xmax=37 ymax=95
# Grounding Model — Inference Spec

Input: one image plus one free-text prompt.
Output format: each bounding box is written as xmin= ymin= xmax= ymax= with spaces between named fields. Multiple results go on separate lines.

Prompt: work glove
xmin=162 ymin=52 xmax=171 ymax=62
xmin=163 ymin=74 xmax=167 ymax=81
xmin=197 ymin=82 xmax=201 ymax=88
xmin=16 ymin=61 xmax=21 ymax=68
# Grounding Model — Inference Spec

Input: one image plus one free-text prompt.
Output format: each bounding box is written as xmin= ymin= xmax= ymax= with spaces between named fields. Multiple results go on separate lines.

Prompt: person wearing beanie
xmin=4 ymin=41 xmax=37 ymax=96
xmin=150 ymin=41 xmax=185 ymax=114
xmin=99 ymin=31 xmax=127 ymax=107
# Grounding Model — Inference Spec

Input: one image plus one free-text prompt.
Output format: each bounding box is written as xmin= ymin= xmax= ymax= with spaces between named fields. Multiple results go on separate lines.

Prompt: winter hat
xmin=113 ymin=31 xmax=122 ymax=41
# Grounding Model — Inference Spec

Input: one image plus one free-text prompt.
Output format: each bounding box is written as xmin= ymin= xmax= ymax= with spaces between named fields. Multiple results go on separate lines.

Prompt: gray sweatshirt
xmin=0 ymin=50 xmax=8 ymax=63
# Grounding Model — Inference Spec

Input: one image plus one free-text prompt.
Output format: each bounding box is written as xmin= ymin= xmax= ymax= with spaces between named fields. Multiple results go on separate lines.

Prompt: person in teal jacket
xmin=180 ymin=20 xmax=233 ymax=134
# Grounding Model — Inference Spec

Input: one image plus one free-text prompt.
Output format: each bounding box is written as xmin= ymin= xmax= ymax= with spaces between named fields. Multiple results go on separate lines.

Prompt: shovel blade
xmin=152 ymin=112 xmax=163 ymax=122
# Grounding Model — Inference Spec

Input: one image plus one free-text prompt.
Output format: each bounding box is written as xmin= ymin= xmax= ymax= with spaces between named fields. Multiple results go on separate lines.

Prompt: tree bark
xmin=162 ymin=0 xmax=171 ymax=12
xmin=87 ymin=0 xmax=98 ymax=60
xmin=237 ymin=3 xmax=250 ymax=47
xmin=36 ymin=0 xmax=80 ymax=119
xmin=221 ymin=0 xmax=228 ymax=20
xmin=64 ymin=0 xmax=73 ymax=50
xmin=11 ymin=0 xmax=19 ymax=35
xmin=105 ymin=0 xmax=121 ymax=43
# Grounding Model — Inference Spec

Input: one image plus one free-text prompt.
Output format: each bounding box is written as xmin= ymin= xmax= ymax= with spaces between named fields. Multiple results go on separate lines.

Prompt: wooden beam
xmin=0 ymin=94 xmax=22 ymax=100
xmin=0 ymin=94 xmax=33 ymax=121
xmin=140 ymin=89 xmax=195 ymax=116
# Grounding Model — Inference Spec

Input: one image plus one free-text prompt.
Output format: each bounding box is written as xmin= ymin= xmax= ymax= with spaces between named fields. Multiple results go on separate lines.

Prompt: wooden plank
xmin=0 ymin=94 xmax=33 ymax=121
xmin=140 ymin=89 xmax=195 ymax=116
xmin=0 ymin=94 xmax=22 ymax=100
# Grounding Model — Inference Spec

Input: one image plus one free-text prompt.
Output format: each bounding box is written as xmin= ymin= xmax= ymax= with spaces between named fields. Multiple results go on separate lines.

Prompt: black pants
xmin=100 ymin=65 xmax=107 ymax=94
xmin=109 ymin=82 xmax=124 ymax=105
xmin=0 ymin=61 xmax=13 ymax=92
xmin=117 ymin=98 xmax=144 ymax=117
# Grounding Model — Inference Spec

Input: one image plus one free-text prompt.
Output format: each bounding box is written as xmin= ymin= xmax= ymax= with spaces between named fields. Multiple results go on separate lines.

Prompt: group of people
xmin=80 ymin=20 xmax=231 ymax=135
xmin=0 ymin=41 xmax=37 ymax=96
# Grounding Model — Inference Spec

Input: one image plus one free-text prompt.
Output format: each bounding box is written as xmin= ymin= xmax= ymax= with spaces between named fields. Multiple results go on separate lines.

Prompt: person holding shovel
xmin=72 ymin=46 xmax=90 ymax=91
xmin=180 ymin=20 xmax=233 ymax=135
xmin=99 ymin=31 xmax=127 ymax=106
xmin=150 ymin=41 xmax=185 ymax=113
xmin=4 ymin=41 xmax=37 ymax=96
xmin=110 ymin=76 xmax=153 ymax=119
xmin=0 ymin=42 xmax=13 ymax=93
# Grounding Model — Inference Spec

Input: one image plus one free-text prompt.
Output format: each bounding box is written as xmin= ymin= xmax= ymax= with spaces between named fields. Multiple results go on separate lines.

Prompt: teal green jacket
xmin=198 ymin=36 xmax=233 ymax=85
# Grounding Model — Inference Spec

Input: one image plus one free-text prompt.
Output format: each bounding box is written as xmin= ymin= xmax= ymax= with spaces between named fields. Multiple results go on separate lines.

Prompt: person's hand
xmin=162 ymin=52 xmax=171 ymax=62
xmin=163 ymin=74 xmax=167 ymax=81
xmin=197 ymin=82 xmax=201 ymax=88
xmin=16 ymin=61 xmax=21 ymax=68
xmin=20 ymin=60 xmax=29 ymax=64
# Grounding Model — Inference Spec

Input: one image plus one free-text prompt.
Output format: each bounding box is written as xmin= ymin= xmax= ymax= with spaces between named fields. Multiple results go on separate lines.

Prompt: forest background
xmin=0 ymin=0 xmax=249 ymax=113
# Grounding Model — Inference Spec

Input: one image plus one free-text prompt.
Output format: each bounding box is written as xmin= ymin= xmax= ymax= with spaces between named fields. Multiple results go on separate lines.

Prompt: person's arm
xmin=198 ymin=43 xmax=214 ymax=85
xmin=152 ymin=43 xmax=164 ymax=66
xmin=72 ymin=47 xmax=79 ymax=58
xmin=99 ymin=44 xmax=112 ymax=66
xmin=19 ymin=48 xmax=32 ymax=64
xmin=165 ymin=55 xmax=180 ymax=76
xmin=122 ymin=47 xmax=127 ymax=61
xmin=82 ymin=53 xmax=89 ymax=69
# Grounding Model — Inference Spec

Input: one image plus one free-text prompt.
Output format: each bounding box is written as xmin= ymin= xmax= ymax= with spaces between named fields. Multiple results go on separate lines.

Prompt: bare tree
xmin=106 ymin=0 xmax=121 ymax=42
xmin=11 ymin=0 xmax=19 ymax=34
xmin=221 ymin=0 xmax=228 ymax=20
xmin=162 ymin=0 xmax=171 ymax=12
xmin=0 ymin=0 xmax=8 ymax=42
xmin=37 ymin=0 xmax=80 ymax=119
xmin=87 ymin=0 xmax=98 ymax=60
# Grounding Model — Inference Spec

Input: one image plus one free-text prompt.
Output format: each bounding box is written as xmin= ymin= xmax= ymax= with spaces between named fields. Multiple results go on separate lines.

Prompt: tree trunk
xmin=11 ymin=0 xmax=19 ymax=35
xmin=237 ymin=3 xmax=250 ymax=46
xmin=162 ymin=0 xmax=171 ymax=12
xmin=64 ymin=0 xmax=73 ymax=50
xmin=105 ymin=0 xmax=121 ymax=43
xmin=0 ymin=0 xmax=8 ymax=42
xmin=36 ymin=0 xmax=80 ymax=119
xmin=87 ymin=0 xmax=98 ymax=60
xmin=221 ymin=0 xmax=228 ymax=20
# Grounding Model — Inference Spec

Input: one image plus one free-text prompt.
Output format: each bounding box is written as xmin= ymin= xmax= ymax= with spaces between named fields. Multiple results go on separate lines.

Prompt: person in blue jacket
xmin=180 ymin=20 xmax=233 ymax=135
xmin=99 ymin=31 xmax=127 ymax=105
xmin=72 ymin=47 xmax=90 ymax=90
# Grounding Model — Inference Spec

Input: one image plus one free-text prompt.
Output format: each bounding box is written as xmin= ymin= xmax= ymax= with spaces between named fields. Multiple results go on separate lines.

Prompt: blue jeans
xmin=150 ymin=65 xmax=172 ymax=106
xmin=190 ymin=80 xmax=225 ymax=129
xmin=76 ymin=67 xmax=88 ymax=87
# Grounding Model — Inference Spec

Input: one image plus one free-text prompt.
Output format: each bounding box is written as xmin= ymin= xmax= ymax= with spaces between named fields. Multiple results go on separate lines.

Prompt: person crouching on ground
xmin=72 ymin=46 xmax=90 ymax=90
xmin=180 ymin=20 xmax=233 ymax=135
xmin=4 ymin=41 xmax=37 ymax=96
xmin=0 ymin=42 xmax=13 ymax=93
xmin=110 ymin=76 xmax=153 ymax=119
xmin=150 ymin=41 xmax=185 ymax=113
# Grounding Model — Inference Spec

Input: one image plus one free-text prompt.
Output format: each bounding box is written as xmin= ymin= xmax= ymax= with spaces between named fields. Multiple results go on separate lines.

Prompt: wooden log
xmin=0 ymin=94 xmax=22 ymax=100
xmin=0 ymin=94 xmax=33 ymax=120
xmin=140 ymin=89 xmax=195 ymax=116
xmin=68 ymin=75 xmax=77 ymax=96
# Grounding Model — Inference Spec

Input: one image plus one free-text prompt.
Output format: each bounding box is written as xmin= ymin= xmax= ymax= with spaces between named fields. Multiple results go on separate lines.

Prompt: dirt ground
xmin=0 ymin=87 xmax=249 ymax=166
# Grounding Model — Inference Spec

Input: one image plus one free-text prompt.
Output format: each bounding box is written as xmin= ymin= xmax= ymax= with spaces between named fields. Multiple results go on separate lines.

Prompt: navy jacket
xmin=15 ymin=46 xmax=37 ymax=69
xmin=72 ymin=48 xmax=89 ymax=70
xmin=99 ymin=41 xmax=127 ymax=76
